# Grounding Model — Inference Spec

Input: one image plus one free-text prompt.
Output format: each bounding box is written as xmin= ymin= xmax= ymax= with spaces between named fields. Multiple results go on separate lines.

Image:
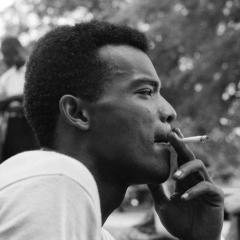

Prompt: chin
xmin=148 ymin=160 xmax=171 ymax=184
xmin=152 ymin=169 xmax=170 ymax=184
xmin=134 ymin=165 xmax=171 ymax=185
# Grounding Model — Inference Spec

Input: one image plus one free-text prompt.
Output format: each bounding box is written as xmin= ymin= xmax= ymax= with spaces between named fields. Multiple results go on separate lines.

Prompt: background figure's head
xmin=1 ymin=36 xmax=26 ymax=68
xmin=24 ymin=21 xmax=148 ymax=148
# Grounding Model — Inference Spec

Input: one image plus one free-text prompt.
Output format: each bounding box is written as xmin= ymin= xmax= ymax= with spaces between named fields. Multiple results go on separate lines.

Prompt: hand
xmin=148 ymin=130 xmax=224 ymax=240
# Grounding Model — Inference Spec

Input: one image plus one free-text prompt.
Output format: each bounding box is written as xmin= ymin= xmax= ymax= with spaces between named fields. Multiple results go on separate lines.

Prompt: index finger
xmin=168 ymin=131 xmax=196 ymax=165
xmin=168 ymin=131 xmax=204 ymax=190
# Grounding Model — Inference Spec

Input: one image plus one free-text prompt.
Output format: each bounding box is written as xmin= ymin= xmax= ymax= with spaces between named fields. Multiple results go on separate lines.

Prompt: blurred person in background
xmin=0 ymin=36 xmax=38 ymax=162
xmin=224 ymin=192 xmax=240 ymax=240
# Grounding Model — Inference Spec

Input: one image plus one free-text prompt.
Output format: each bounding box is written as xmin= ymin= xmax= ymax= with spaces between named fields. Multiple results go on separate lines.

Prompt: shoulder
xmin=0 ymin=67 xmax=15 ymax=83
xmin=0 ymin=151 xmax=115 ymax=239
xmin=0 ymin=174 xmax=102 ymax=239
xmin=0 ymin=174 xmax=96 ymax=210
xmin=102 ymin=228 xmax=116 ymax=240
xmin=0 ymin=150 xmax=100 ymax=208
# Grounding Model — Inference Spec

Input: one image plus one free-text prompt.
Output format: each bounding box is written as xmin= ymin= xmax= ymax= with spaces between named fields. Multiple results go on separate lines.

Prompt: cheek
xmin=117 ymin=107 xmax=155 ymax=144
xmin=133 ymin=108 xmax=155 ymax=146
xmin=93 ymin=102 xmax=153 ymax=133
xmin=89 ymin=109 xmax=133 ymax=154
xmin=90 ymin=105 xmax=155 ymax=156
xmin=139 ymin=108 xmax=155 ymax=132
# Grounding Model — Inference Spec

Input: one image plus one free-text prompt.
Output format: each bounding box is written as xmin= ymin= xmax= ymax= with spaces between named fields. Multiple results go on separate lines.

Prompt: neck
xmin=52 ymin=144 xmax=128 ymax=224
xmin=94 ymin=170 xmax=128 ymax=224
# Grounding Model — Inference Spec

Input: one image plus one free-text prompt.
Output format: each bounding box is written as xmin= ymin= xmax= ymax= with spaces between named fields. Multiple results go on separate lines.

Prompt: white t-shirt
xmin=0 ymin=150 xmax=115 ymax=240
xmin=0 ymin=65 xmax=25 ymax=99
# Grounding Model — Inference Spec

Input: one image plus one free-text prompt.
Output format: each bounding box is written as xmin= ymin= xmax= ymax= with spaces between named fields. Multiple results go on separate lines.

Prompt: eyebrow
xmin=129 ymin=78 xmax=161 ymax=90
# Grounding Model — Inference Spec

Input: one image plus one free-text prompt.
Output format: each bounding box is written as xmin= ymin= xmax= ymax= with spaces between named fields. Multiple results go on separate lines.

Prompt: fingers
xmin=173 ymin=159 xmax=210 ymax=194
xmin=173 ymin=159 xmax=212 ymax=182
xmin=169 ymin=159 xmax=224 ymax=203
xmin=178 ymin=181 xmax=224 ymax=204
xmin=172 ymin=127 xmax=184 ymax=138
xmin=168 ymin=130 xmax=196 ymax=165
xmin=148 ymin=184 xmax=169 ymax=205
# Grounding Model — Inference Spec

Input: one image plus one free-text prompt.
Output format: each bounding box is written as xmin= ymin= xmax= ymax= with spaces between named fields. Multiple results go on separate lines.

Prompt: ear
xmin=59 ymin=95 xmax=90 ymax=130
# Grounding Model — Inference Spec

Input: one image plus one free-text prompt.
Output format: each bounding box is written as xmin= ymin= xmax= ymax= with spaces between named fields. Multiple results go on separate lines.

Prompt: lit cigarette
xmin=180 ymin=135 xmax=209 ymax=143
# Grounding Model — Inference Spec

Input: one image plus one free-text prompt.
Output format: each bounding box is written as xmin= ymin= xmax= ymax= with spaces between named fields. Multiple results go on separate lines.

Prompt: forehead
xmin=98 ymin=45 xmax=160 ymax=88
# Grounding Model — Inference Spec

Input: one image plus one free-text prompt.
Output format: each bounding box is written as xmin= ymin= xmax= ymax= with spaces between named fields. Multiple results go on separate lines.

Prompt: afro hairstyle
xmin=24 ymin=20 xmax=149 ymax=147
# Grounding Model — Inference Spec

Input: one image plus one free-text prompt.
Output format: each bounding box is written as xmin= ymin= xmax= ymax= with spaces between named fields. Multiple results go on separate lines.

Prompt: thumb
xmin=148 ymin=184 xmax=169 ymax=205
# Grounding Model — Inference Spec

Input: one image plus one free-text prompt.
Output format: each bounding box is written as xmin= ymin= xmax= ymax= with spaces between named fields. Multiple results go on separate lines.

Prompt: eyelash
xmin=137 ymin=88 xmax=154 ymax=96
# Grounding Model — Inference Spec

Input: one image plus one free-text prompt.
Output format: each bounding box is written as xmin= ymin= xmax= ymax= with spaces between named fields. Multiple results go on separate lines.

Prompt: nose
xmin=158 ymin=96 xmax=177 ymax=123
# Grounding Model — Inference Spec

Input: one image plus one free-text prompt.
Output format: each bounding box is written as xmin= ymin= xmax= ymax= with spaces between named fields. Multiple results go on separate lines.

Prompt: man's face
xmin=88 ymin=45 xmax=177 ymax=184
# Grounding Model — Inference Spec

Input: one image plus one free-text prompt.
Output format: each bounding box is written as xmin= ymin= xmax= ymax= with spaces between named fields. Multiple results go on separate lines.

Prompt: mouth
xmin=153 ymin=124 xmax=172 ymax=147
xmin=154 ymin=135 xmax=170 ymax=146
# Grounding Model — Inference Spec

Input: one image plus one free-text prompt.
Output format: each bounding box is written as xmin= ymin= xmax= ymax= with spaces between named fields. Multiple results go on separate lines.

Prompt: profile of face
xmin=88 ymin=45 xmax=177 ymax=184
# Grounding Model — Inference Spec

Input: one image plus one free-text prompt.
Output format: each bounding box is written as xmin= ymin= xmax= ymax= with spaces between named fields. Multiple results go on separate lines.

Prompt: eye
xmin=136 ymin=88 xmax=153 ymax=96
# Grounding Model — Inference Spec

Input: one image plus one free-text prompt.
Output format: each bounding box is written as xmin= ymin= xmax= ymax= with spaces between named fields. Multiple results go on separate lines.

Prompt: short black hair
xmin=24 ymin=20 xmax=149 ymax=147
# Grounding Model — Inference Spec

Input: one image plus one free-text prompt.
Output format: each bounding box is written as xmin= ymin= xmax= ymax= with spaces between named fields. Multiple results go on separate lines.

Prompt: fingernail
xmin=174 ymin=170 xmax=182 ymax=178
xmin=181 ymin=193 xmax=189 ymax=199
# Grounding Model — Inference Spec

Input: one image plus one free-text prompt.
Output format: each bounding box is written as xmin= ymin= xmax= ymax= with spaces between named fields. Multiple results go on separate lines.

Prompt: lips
xmin=154 ymin=130 xmax=172 ymax=146
xmin=154 ymin=135 xmax=168 ymax=143
xmin=153 ymin=124 xmax=172 ymax=145
xmin=153 ymin=134 xmax=171 ymax=148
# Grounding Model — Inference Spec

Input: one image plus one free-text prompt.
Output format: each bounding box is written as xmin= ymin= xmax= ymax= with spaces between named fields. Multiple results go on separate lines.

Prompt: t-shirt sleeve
xmin=101 ymin=228 xmax=116 ymax=240
xmin=0 ymin=175 xmax=102 ymax=240
xmin=0 ymin=74 xmax=7 ymax=100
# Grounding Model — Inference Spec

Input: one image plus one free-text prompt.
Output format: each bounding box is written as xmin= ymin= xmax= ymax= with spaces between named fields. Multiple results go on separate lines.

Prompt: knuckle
xmin=195 ymin=159 xmax=204 ymax=168
xmin=198 ymin=181 xmax=209 ymax=188
xmin=196 ymin=181 xmax=211 ymax=190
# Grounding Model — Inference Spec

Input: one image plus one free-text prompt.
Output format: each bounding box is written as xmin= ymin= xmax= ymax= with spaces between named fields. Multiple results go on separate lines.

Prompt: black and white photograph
xmin=0 ymin=1 xmax=239 ymax=239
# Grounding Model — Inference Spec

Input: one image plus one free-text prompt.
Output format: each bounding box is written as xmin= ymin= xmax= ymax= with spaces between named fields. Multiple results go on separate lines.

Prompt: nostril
xmin=160 ymin=114 xmax=176 ymax=123
xmin=160 ymin=115 xmax=172 ymax=123
xmin=166 ymin=114 xmax=177 ymax=123
xmin=166 ymin=115 xmax=174 ymax=123
xmin=168 ymin=109 xmax=177 ymax=123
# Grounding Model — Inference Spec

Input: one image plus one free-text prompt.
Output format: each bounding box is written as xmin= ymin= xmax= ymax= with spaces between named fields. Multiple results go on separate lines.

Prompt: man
xmin=0 ymin=37 xmax=38 ymax=161
xmin=0 ymin=21 xmax=224 ymax=240
xmin=0 ymin=37 xmax=26 ymax=106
